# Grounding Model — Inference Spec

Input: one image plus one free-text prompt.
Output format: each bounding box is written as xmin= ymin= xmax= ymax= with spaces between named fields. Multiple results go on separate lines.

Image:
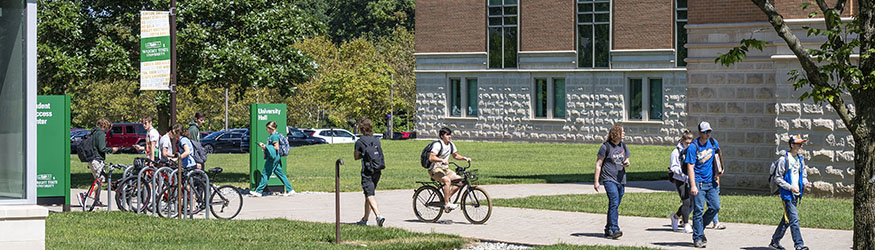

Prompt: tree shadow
xmin=491 ymin=172 xmax=668 ymax=183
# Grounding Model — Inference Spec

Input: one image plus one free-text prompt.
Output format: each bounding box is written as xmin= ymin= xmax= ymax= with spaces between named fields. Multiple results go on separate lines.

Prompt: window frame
xmin=447 ymin=77 xmax=479 ymax=118
xmin=576 ymin=0 xmax=612 ymax=68
xmin=675 ymin=0 xmax=688 ymax=67
xmin=625 ymin=77 xmax=664 ymax=121
xmin=531 ymin=77 xmax=567 ymax=120
xmin=487 ymin=0 xmax=519 ymax=69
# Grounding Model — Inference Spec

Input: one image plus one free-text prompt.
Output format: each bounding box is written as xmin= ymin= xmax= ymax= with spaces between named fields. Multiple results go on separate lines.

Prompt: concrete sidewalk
xmin=235 ymin=181 xmax=852 ymax=250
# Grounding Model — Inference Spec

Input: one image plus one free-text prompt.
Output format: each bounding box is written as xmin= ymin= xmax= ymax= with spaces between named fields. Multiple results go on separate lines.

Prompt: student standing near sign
xmin=251 ymin=121 xmax=294 ymax=197
xmin=353 ymin=119 xmax=386 ymax=227
xmin=132 ymin=116 xmax=160 ymax=161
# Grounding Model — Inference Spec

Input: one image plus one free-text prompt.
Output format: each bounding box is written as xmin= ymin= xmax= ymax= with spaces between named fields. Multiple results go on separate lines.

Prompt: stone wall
xmin=415 ymin=70 xmax=687 ymax=145
xmin=686 ymin=20 xmax=855 ymax=197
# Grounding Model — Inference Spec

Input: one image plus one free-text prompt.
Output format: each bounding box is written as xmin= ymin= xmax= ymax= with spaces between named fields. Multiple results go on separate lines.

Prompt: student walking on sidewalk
xmin=594 ymin=124 xmax=630 ymax=239
xmin=769 ymin=135 xmax=811 ymax=250
xmin=353 ymin=119 xmax=386 ymax=227
xmin=251 ymin=121 xmax=294 ymax=197
xmin=686 ymin=121 xmax=722 ymax=248
xmin=669 ymin=129 xmax=694 ymax=233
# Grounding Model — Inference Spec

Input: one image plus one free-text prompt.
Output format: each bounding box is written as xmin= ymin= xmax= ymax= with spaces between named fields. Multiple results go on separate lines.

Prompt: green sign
xmin=249 ymin=104 xmax=288 ymax=191
xmin=36 ymin=95 xmax=71 ymax=207
xmin=140 ymin=36 xmax=171 ymax=62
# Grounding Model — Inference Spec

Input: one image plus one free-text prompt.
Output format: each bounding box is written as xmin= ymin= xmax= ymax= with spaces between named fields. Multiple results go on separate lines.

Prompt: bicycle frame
xmin=418 ymin=162 xmax=483 ymax=206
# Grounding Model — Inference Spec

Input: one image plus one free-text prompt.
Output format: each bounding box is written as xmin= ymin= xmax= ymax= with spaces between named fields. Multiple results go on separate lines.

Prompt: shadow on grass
xmin=492 ymin=172 xmax=668 ymax=183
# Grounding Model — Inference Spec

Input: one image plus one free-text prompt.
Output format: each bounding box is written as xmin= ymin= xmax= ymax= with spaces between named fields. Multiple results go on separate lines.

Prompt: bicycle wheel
xmin=114 ymin=178 xmax=132 ymax=212
xmin=210 ymin=185 xmax=243 ymax=219
xmin=81 ymin=181 xmax=102 ymax=212
xmin=156 ymin=185 xmax=178 ymax=218
xmin=461 ymin=186 xmax=492 ymax=224
xmin=412 ymin=185 xmax=444 ymax=223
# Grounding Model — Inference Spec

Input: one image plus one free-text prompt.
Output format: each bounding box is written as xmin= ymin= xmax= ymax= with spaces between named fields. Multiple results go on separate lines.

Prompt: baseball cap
xmin=789 ymin=135 xmax=807 ymax=144
xmin=698 ymin=121 xmax=712 ymax=132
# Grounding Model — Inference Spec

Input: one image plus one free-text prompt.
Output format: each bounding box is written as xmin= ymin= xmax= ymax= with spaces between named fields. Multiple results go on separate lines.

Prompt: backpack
xmin=278 ymin=134 xmax=291 ymax=157
xmin=76 ymin=129 xmax=99 ymax=162
xmin=768 ymin=153 xmax=793 ymax=195
xmin=359 ymin=136 xmax=385 ymax=170
xmin=178 ymin=137 xmax=208 ymax=164
xmin=668 ymin=144 xmax=690 ymax=180
xmin=420 ymin=141 xmax=453 ymax=169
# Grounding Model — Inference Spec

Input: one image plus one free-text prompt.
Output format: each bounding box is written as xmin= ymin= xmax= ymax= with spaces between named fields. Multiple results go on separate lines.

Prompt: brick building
xmin=414 ymin=0 xmax=856 ymax=196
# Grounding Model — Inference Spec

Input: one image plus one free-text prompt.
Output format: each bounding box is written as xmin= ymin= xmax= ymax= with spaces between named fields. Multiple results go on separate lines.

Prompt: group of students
xmin=596 ymin=121 xmax=811 ymax=249
xmin=86 ymin=113 xmax=207 ymax=182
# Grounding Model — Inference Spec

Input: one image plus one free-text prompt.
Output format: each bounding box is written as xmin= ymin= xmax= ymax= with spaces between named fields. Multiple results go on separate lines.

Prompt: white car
xmin=304 ymin=128 xmax=357 ymax=144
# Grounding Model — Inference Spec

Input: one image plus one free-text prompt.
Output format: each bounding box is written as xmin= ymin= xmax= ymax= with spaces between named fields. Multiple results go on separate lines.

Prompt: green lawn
xmin=47 ymin=212 xmax=466 ymax=249
xmin=71 ymin=140 xmax=673 ymax=191
xmin=493 ymin=192 xmax=853 ymax=230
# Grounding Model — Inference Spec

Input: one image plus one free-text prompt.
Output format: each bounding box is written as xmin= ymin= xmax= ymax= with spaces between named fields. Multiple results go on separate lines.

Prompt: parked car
xmin=199 ymin=129 xmax=250 ymax=153
xmin=392 ymin=131 xmax=417 ymax=140
xmin=70 ymin=129 xmax=90 ymax=153
xmin=355 ymin=133 xmax=384 ymax=140
xmin=306 ymin=128 xmax=357 ymax=144
xmin=287 ymin=127 xmax=327 ymax=147
xmin=198 ymin=131 xmax=212 ymax=141
xmin=105 ymin=123 xmax=147 ymax=153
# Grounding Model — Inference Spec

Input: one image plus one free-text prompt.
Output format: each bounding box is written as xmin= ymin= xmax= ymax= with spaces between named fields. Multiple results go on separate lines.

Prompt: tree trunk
xmin=853 ymin=130 xmax=875 ymax=250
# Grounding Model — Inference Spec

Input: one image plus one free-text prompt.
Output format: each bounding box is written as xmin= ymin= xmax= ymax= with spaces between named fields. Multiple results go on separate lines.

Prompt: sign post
xmin=36 ymin=95 xmax=71 ymax=211
xmin=249 ymin=104 xmax=287 ymax=193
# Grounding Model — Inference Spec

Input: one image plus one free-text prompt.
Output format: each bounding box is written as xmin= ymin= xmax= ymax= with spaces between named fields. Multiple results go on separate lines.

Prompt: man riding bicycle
xmin=427 ymin=127 xmax=471 ymax=213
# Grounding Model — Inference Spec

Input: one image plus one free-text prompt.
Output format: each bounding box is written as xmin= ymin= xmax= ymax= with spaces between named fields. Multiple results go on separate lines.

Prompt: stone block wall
xmin=686 ymin=20 xmax=855 ymax=197
xmin=415 ymin=69 xmax=687 ymax=145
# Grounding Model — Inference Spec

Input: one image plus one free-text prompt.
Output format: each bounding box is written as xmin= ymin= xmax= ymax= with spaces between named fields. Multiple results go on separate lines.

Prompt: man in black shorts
xmin=353 ymin=119 xmax=386 ymax=227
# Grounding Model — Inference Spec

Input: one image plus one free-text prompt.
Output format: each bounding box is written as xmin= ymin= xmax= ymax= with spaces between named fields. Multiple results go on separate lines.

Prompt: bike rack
xmin=135 ymin=166 xmax=156 ymax=214
xmin=122 ymin=165 xmax=136 ymax=180
xmin=106 ymin=165 xmax=115 ymax=211
xmin=152 ymin=167 xmax=174 ymax=217
xmin=185 ymin=169 xmax=210 ymax=219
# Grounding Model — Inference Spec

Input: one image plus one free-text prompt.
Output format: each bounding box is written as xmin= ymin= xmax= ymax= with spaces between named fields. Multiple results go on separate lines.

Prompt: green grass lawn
xmin=71 ymin=140 xmax=673 ymax=191
xmin=47 ymin=212 xmax=466 ymax=249
xmin=493 ymin=192 xmax=853 ymax=230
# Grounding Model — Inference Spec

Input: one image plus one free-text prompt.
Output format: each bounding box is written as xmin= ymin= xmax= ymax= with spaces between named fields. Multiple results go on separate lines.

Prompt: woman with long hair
xmin=669 ymin=129 xmax=695 ymax=233
xmin=594 ymin=124 xmax=630 ymax=239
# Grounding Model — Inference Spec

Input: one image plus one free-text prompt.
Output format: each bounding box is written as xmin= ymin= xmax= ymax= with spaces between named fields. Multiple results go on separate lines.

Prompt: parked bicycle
xmin=78 ymin=163 xmax=128 ymax=212
xmin=412 ymin=162 xmax=492 ymax=224
xmin=155 ymin=166 xmax=243 ymax=219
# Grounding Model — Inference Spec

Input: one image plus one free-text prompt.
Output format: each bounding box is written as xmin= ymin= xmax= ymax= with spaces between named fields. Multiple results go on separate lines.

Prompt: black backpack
xmin=359 ymin=136 xmax=385 ymax=170
xmin=76 ymin=129 xmax=99 ymax=162
xmin=420 ymin=141 xmax=453 ymax=169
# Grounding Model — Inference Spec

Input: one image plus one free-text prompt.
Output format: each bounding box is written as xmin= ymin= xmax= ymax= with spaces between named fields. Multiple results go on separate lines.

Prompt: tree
xmin=717 ymin=1 xmax=875 ymax=248
xmin=318 ymin=0 xmax=415 ymax=42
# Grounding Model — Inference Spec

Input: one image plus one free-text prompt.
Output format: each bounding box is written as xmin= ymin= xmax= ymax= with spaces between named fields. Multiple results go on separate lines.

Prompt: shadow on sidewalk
xmin=570 ymin=232 xmax=608 ymax=239
xmin=653 ymin=242 xmax=695 ymax=248
xmin=492 ymin=172 xmax=668 ymax=184
xmin=403 ymin=219 xmax=470 ymax=225
xmin=645 ymin=227 xmax=676 ymax=232
xmin=740 ymin=248 xmax=773 ymax=250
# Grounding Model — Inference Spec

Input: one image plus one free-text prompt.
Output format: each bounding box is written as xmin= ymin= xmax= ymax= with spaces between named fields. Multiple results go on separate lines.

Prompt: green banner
xmin=140 ymin=36 xmax=171 ymax=62
xmin=36 ymin=95 xmax=71 ymax=206
xmin=250 ymin=104 xmax=288 ymax=191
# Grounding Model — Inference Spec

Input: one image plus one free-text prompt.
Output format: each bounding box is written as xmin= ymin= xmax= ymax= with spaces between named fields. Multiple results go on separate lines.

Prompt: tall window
xmin=488 ymin=0 xmax=518 ymax=68
xmin=628 ymin=78 xmax=664 ymax=121
xmin=449 ymin=78 xmax=479 ymax=117
xmin=676 ymin=0 xmax=687 ymax=67
xmin=577 ymin=0 xmax=610 ymax=68
xmin=534 ymin=78 xmax=566 ymax=119
xmin=0 ymin=1 xmax=27 ymax=200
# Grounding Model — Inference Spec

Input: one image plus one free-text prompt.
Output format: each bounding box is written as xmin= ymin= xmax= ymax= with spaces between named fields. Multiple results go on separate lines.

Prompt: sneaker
xmin=354 ymin=220 xmax=368 ymax=226
xmin=610 ymin=230 xmax=623 ymax=239
xmin=693 ymin=241 xmax=707 ymax=248
xmin=702 ymin=236 xmax=708 ymax=244
xmin=249 ymin=191 xmax=262 ymax=197
xmin=376 ymin=217 xmax=386 ymax=227
xmin=670 ymin=213 xmax=680 ymax=231
xmin=443 ymin=203 xmax=458 ymax=213
xmin=768 ymin=242 xmax=785 ymax=250
xmin=712 ymin=222 xmax=726 ymax=230
xmin=683 ymin=223 xmax=693 ymax=234
xmin=795 ymin=246 xmax=809 ymax=250
xmin=282 ymin=190 xmax=296 ymax=196
xmin=604 ymin=229 xmax=612 ymax=237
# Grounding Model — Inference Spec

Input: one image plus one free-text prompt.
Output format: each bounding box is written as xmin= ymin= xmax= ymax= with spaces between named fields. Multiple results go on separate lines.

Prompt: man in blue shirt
xmin=686 ymin=121 xmax=722 ymax=248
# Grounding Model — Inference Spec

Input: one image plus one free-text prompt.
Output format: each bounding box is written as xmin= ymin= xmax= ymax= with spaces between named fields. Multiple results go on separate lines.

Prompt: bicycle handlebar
xmin=448 ymin=161 xmax=471 ymax=170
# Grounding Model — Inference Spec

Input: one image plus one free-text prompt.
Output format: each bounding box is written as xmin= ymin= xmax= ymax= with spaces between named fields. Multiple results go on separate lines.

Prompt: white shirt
xmin=789 ymin=155 xmax=801 ymax=195
xmin=158 ymin=134 xmax=172 ymax=160
xmin=430 ymin=141 xmax=457 ymax=169
xmin=147 ymin=128 xmax=160 ymax=156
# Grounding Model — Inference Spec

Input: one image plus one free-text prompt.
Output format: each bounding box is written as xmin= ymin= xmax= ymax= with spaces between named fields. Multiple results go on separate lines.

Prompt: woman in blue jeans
xmin=594 ymin=124 xmax=630 ymax=239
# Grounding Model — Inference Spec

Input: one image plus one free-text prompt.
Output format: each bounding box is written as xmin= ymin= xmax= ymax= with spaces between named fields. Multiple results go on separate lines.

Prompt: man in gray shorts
xmin=427 ymin=127 xmax=471 ymax=213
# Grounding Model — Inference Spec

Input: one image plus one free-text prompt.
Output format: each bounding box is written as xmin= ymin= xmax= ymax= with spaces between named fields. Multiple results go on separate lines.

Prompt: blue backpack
xmin=278 ymin=135 xmax=290 ymax=157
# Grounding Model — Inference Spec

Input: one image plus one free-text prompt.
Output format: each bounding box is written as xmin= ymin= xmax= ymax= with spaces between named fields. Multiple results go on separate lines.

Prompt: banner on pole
xmin=140 ymin=11 xmax=171 ymax=91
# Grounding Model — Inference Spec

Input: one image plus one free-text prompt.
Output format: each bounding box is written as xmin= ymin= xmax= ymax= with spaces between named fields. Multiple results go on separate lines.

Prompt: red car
xmin=105 ymin=123 xmax=147 ymax=153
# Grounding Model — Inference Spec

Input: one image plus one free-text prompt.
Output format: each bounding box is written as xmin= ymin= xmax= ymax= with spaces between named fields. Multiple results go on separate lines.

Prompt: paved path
xmin=60 ymin=181 xmax=852 ymax=249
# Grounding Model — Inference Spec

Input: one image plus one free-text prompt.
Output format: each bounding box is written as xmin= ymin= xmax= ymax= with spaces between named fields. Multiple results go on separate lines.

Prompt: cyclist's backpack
xmin=76 ymin=129 xmax=99 ymax=162
xmin=419 ymin=141 xmax=452 ymax=169
xmin=359 ymin=136 xmax=385 ymax=170
xmin=278 ymin=134 xmax=291 ymax=157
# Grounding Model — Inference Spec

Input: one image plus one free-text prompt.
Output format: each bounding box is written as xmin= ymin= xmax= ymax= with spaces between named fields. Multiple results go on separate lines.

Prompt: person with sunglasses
xmin=686 ymin=121 xmax=723 ymax=248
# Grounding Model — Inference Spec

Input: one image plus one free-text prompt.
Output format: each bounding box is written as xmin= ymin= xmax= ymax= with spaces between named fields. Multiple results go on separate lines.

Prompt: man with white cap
xmin=768 ymin=135 xmax=811 ymax=250
xmin=685 ymin=121 xmax=722 ymax=248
